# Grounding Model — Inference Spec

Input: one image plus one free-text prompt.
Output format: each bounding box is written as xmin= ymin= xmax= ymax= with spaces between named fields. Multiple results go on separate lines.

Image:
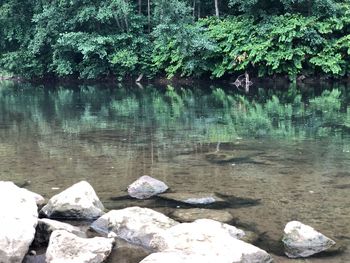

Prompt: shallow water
xmin=0 ymin=80 xmax=349 ymax=262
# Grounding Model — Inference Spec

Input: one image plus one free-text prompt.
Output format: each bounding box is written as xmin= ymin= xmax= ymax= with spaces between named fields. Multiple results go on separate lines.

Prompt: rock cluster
xmin=0 ymin=178 xmax=337 ymax=263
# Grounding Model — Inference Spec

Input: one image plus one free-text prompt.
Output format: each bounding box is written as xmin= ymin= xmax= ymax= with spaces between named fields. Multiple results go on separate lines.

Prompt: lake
xmin=0 ymin=80 xmax=349 ymax=262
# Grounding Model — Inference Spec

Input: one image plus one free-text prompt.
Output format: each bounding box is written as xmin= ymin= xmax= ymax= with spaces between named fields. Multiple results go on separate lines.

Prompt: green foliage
xmin=0 ymin=0 xmax=349 ymax=80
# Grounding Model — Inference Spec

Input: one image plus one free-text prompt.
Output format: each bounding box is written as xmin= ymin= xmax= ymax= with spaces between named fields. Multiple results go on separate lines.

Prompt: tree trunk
xmin=147 ymin=0 xmax=151 ymax=33
xmin=214 ymin=0 xmax=219 ymax=17
xmin=193 ymin=0 xmax=196 ymax=18
xmin=139 ymin=0 xmax=142 ymax=15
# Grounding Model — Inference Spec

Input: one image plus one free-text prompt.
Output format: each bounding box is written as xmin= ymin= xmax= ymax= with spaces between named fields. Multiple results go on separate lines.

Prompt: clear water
xmin=0 ymin=80 xmax=349 ymax=262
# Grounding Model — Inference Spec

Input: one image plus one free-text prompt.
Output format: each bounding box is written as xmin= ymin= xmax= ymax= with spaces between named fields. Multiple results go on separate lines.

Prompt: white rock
xmin=282 ymin=221 xmax=336 ymax=258
xmin=0 ymin=182 xmax=38 ymax=263
xmin=35 ymin=218 xmax=86 ymax=245
xmin=40 ymin=181 xmax=104 ymax=219
xmin=139 ymin=251 xmax=214 ymax=263
xmin=0 ymin=181 xmax=45 ymax=206
xmin=128 ymin=175 xmax=168 ymax=199
xmin=150 ymin=220 xmax=272 ymax=263
xmin=91 ymin=206 xmax=178 ymax=249
xmin=46 ymin=230 xmax=114 ymax=263
xmin=193 ymin=219 xmax=245 ymax=239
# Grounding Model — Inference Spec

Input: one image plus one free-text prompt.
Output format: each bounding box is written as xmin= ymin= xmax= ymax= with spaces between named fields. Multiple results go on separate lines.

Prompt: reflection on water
xmin=0 ymin=80 xmax=349 ymax=262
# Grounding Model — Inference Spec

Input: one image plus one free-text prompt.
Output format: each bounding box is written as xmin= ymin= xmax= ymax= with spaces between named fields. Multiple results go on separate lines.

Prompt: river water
xmin=0 ymin=80 xmax=349 ymax=262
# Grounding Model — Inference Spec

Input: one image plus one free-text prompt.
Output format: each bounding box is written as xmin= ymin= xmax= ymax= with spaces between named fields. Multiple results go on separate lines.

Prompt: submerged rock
xmin=128 ymin=175 xmax=168 ymax=199
xmin=158 ymin=192 xmax=225 ymax=205
xmin=90 ymin=206 xmax=179 ymax=249
xmin=0 ymin=181 xmax=38 ymax=263
xmin=40 ymin=181 xmax=105 ymax=219
xmin=282 ymin=221 xmax=336 ymax=258
xmin=171 ymin=208 xmax=234 ymax=223
xmin=34 ymin=218 xmax=86 ymax=246
xmin=150 ymin=220 xmax=272 ymax=263
xmin=46 ymin=230 xmax=114 ymax=263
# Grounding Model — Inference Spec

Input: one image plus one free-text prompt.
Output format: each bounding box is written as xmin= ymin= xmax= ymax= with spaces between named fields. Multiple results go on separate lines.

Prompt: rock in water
xmin=171 ymin=208 xmax=234 ymax=223
xmin=0 ymin=182 xmax=38 ymax=263
xmin=90 ymin=206 xmax=179 ymax=249
xmin=282 ymin=221 xmax=336 ymax=258
xmin=128 ymin=175 xmax=168 ymax=199
xmin=150 ymin=220 xmax=272 ymax=263
xmin=46 ymin=230 xmax=114 ymax=263
xmin=34 ymin=218 xmax=86 ymax=246
xmin=158 ymin=192 xmax=225 ymax=205
xmin=40 ymin=181 xmax=105 ymax=219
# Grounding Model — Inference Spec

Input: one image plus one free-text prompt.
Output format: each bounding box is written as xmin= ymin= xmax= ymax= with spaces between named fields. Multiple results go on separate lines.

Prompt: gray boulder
xmin=282 ymin=221 xmax=336 ymax=258
xmin=91 ymin=206 xmax=179 ymax=249
xmin=0 ymin=181 xmax=38 ymax=263
xmin=46 ymin=230 xmax=114 ymax=263
xmin=34 ymin=218 xmax=86 ymax=245
xmin=128 ymin=175 xmax=168 ymax=199
xmin=40 ymin=181 xmax=105 ymax=219
xmin=150 ymin=220 xmax=272 ymax=263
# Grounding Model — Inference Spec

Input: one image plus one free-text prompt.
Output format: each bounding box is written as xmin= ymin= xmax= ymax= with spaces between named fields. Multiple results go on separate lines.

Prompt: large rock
xmin=0 ymin=181 xmax=45 ymax=206
xmin=0 ymin=181 xmax=38 ymax=263
xmin=150 ymin=220 xmax=272 ymax=263
xmin=40 ymin=181 xmax=105 ymax=219
xmin=139 ymin=251 xmax=213 ymax=263
xmin=34 ymin=218 xmax=86 ymax=245
xmin=171 ymin=208 xmax=234 ymax=223
xmin=158 ymin=192 xmax=225 ymax=205
xmin=128 ymin=175 xmax=168 ymax=199
xmin=46 ymin=230 xmax=114 ymax=263
xmin=90 ymin=206 xmax=179 ymax=249
xmin=282 ymin=221 xmax=336 ymax=258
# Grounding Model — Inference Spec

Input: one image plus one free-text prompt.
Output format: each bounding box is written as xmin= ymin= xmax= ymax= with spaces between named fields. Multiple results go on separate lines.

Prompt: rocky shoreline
xmin=0 ymin=178 xmax=337 ymax=263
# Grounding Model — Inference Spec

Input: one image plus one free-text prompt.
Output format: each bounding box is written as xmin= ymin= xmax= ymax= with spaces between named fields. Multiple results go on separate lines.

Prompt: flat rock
xmin=0 ymin=181 xmax=38 ymax=263
xmin=139 ymin=251 xmax=214 ymax=263
xmin=46 ymin=230 xmax=114 ymax=263
xmin=282 ymin=221 xmax=336 ymax=258
xmin=128 ymin=175 xmax=168 ymax=199
xmin=150 ymin=220 xmax=272 ymax=262
xmin=34 ymin=218 xmax=86 ymax=246
xmin=40 ymin=181 xmax=105 ymax=219
xmin=158 ymin=192 xmax=225 ymax=205
xmin=170 ymin=208 xmax=234 ymax=223
xmin=90 ymin=206 xmax=179 ymax=249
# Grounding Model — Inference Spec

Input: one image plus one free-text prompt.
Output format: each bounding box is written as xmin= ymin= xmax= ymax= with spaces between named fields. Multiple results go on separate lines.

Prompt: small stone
xmin=127 ymin=175 xmax=168 ymax=199
xmin=282 ymin=221 xmax=336 ymax=258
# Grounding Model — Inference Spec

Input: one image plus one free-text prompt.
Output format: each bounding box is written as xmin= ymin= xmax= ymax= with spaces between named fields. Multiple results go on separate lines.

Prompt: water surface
xmin=0 ymin=80 xmax=349 ymax=262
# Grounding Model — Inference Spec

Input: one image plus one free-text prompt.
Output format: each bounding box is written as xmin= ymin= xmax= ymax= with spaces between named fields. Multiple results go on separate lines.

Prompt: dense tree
xmin=0 ymin=0 xmax=349 ymax=80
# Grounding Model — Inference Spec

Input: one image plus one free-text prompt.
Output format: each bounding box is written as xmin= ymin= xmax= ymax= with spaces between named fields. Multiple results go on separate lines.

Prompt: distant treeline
xmin=0 ymin=0 xmax=349 ymax=80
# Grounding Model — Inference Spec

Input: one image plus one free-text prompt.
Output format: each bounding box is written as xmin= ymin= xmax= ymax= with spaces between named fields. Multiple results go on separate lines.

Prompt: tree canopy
xmin=0 ymin=0 xmax=349 ymax=80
